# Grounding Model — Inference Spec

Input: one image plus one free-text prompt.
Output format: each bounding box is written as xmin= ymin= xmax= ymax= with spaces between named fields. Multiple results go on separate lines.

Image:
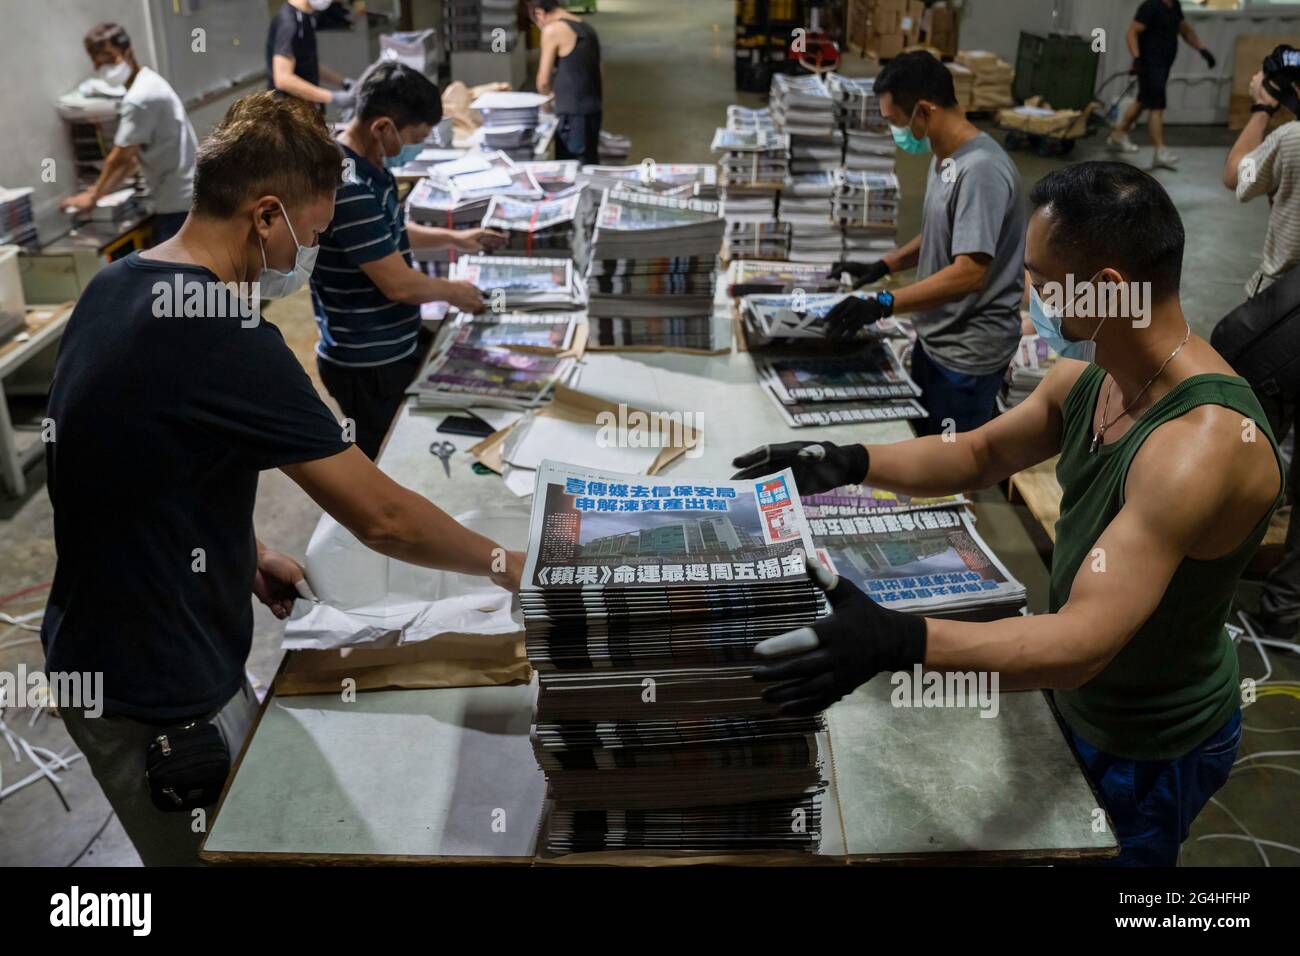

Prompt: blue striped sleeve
xmin=325 ymin=183 xmax=400 ymax=266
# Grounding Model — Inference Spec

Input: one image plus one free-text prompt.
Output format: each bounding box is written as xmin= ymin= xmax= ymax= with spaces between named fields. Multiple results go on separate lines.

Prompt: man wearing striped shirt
xmin=313 ymin=60 xmax=503 ymax=458
xmin=1224 ymin=54 xmax=1300 ymax=643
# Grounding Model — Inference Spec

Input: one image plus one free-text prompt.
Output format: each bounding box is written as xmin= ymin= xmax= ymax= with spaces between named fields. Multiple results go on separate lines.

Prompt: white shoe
xmin=1107 ymin=131 xmax=1139 ymax=153
xmin=1152 ymin=148 xmax=1180 ymax=170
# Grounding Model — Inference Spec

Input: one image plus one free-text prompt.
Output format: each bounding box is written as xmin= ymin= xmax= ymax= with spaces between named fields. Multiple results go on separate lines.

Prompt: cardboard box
xmin=874 ymin=33 xmax=906 ymax=60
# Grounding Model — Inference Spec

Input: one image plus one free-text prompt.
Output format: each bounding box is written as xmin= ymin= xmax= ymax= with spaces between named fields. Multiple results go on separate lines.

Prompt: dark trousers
xmin=1070 ymin=711 xmax=1242 ymax=866
xmin=317 ymin=332 xmax=431 ymax=460
xmin=1255 ymin=390 xmax=1300 ymax=626
xmin=909 ymin=340 xmax=1007 ymax=437
xmin=556 ymin=111 xmax=602 ymax=165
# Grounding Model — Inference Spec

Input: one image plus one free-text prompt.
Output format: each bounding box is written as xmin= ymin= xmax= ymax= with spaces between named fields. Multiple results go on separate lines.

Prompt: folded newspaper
xmin=810 ymin=508 xmax=1027 ymax=620
xmin=448 ymin=255 xmax=584 ymax=311
xmin=409 ymin=344 xmax=577 ymax=409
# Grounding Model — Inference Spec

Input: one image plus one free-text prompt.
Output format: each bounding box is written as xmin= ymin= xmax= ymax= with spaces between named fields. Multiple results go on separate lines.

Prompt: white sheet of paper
xmin=501 ymin=415 xmax=661 ymax=475
xmin=451 ymin=168 xmax=513 ymax=193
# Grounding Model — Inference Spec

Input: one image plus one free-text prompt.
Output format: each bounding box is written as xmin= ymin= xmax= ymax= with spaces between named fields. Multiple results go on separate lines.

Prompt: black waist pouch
xmin=145 ymin=721 xmax=231 ymax=812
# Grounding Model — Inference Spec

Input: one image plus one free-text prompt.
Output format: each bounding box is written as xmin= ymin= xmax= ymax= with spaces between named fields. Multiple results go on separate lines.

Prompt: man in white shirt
xmin=64 ymin=23 xmax=198 ymax=242
xmin=1223 ymin=48 xmax=1300 ymax=642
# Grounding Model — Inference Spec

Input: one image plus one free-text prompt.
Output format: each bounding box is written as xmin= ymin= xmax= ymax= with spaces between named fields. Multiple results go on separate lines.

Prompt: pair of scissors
xmin=430 ymin=440 xmax=455 ymax=477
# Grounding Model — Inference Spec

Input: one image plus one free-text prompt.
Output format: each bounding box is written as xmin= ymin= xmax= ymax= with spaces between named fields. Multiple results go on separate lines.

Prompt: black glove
xmin=1200 ymin=49 xmax=1216 ymax=70
xmin=1129 ymin=57 xmax=1141 ymax=75
xmin=825 ymin=294 xmax=884 ymax=341
xmin=731 ymin=440 xmax=869 ymax=496
xmin=829 ymin=259 xmax=890 ymax=288
xmin=752 ymin=557 xmax=927 ymax=715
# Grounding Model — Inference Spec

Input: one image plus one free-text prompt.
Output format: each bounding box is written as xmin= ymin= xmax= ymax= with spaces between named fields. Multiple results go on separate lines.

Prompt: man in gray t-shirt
xmin=65 ymin=23 xmax=197 ymax=242
xmin=825 ymin=52 xmax=1026 ymax=435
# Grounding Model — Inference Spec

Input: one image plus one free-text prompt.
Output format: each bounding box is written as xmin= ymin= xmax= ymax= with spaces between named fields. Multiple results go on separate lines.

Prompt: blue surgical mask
xmin=1028 ymin=277 xmax=1107 ymax=363
xmin=890 ymin=105 xmax=932 ymax=154
xmin=258 ymin=202 xmax=318 ymax=300
xmin=384 ymin=142 xmax=423 ymax=169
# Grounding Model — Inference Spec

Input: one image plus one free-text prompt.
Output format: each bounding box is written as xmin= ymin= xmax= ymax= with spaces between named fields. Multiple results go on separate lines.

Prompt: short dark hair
xmin=356 ymin=60 xmax=442 ymax=129
xmin=1029 ymin=161 xmax=1185 ymax=301
xmin=194 ymin=92 xmax=342 ymax=217
xmin=874 ymin=51 xmax=958 ymax=112
xmin=84 ymin=22 xmax=130 ymax=56
xmin=532 ymin=1 xmax=562 ymax=12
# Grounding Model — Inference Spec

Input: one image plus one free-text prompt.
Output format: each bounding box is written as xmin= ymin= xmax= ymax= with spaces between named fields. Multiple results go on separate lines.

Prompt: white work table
xmin=201 ymin=346 xmax=1117 ymax=865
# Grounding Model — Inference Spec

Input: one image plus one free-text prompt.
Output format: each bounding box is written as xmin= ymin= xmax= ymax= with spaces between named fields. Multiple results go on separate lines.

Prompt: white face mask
xmin=98 ymin=59 xmax=131 ymax=87
xmin=308 ymin=0 xmax=333 ymax=10
xmin=257 ymin=202 xmax=319 ymax=300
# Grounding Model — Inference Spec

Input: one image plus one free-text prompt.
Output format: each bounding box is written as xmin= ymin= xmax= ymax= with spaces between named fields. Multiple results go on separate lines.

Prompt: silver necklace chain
xmin=1090 ymin=323 xmax=1192 ymax=454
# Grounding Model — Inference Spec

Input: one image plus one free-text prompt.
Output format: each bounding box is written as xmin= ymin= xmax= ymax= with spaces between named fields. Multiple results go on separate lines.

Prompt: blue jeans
xmin=909 ymin=341 xmax=1006 ymax=436
xmin=1070 ymin=710 xmax=1242 ymax=866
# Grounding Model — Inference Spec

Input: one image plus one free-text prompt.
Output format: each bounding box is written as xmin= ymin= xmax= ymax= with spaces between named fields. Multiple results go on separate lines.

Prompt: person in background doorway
xmin=1222 ymin=52 xmax=1300 ymax=642
xmin=314 ymin=60 xmax=505 ymax=459
xmin=531 ymin=0 xmax=603 ymax=165
xmin=64 ymin=23 xmax=197 ymax=243
xmin=825 ymin=52 xmax=1025 ymax=437
xmin=267 ymin=0 xmax=355 ymax=112
xmin=1108 ymin=0 xmax=1216 ymax=171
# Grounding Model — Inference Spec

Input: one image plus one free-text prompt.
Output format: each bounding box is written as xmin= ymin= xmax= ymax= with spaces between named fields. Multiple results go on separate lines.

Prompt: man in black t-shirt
xmin=266 ymin=0 xmax=354 ymax=112
xmin=1107 ymin=0 xmax=1216 ymax=171
xmin=41 ymin=93 xmax=523 ymax=865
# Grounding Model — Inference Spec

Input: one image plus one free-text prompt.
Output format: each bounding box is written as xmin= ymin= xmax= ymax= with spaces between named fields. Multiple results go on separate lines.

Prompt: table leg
xmin=0 ymin=379 xmax=27 ymax=498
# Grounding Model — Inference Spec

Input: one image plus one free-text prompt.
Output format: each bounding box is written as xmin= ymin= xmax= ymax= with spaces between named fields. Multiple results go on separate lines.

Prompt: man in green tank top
xmin=734 ymin=162 xmax=1284 ymax=865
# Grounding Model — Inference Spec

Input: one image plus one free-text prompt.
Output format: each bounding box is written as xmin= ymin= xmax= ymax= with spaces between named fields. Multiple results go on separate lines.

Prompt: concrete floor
xmin=1 ymin=0 xmax=1296 ymax=866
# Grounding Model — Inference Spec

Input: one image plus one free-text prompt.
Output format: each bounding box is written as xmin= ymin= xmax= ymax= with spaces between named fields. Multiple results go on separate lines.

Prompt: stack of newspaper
xmin=440 ymin=311 xmax=582 ymax=353
xmin=581 ymin=188 xmax=726 ymax=351
xmin=809 ymin=507 xmax=1027 ymax=620
xmin=520 ymin=160 xmax=580 ymax=195
xmin=835 ymin=170 xmax=900 ymax=263
xmin=408 ymin=152 xmax=542 ymax=232
xmin=1001 ymin=333 xmax=1058 ymax=408
xmin=826 ymin=74 xmax=895 ymax=174
xmin=443 ymin=0 xmax=517 ymax=51
xmin=481 ymin=191 xmax=582 ymax=257
xmin=780 ymin=172 xmax=837 ymax=265
xmin=727 ymin=105 xmax=775 ymax=132
xmin=723 ymin=221 xmax=789 ymax=260
xmin=409 ymin=344 xmax=577 ymax=410
xmin=724 ymin=259 xmax=841 ymax=297
xmin=449 ymin=255 xmax=584 ymax=311
xmin=580 ymin=164 xmax=719 ymax=201
xmin=472 ymin=91 xmax=549 ymax=161
xmin=0 ymin=186 xmax=36 ymax=246
xmin=714 ymin=126 xmax=788 ymax=262
xmin=712 ymin=127 xmax=789 ymax=189
xmin=523 ymin=461 xmax=829 ymax=854
xmin=753 ymin=344 xmax=927 ymax=427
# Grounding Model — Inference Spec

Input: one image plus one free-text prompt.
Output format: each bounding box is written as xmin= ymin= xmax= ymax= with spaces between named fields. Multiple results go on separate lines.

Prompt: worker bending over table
xmin=735 ymin=162 xmax=1283 ymax=866
xmin=64 ymin=22 xmax=197 ymax=242
xmin=825 ymin=52 xmax=1025 ymax=438
xmin=313 ymin=60 xmax=504 ymax=459
xmin=40 ymin=93 xmax=523 ymax=867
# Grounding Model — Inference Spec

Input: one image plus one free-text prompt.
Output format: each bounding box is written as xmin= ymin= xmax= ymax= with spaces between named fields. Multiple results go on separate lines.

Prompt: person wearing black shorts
xmin=1107 ymin=0 xmax=1216 ymax=171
